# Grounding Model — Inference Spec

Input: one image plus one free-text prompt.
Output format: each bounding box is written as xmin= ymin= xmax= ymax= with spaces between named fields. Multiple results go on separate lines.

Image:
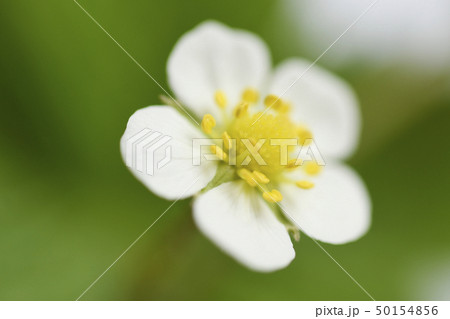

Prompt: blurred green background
xmin=1 ymin=0 xmax=449 ymax=300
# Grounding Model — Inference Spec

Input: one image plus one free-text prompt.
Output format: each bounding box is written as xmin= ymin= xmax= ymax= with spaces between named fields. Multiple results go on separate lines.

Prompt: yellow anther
xmin=278 ymin=102 xmax=292 ymax=113
xmin=237 ymin=168 xmax=257 ymax=187
xmin=252 ymin=170 xmax=270 ymax=184
xmin=233 ymin=101 xmax=249 ymax=118
xmin=201 ymin=114 xmax=216 ymax=134
xmin=264 ymin=94 xmax=282 ymax=109
xmin=222 ymin=131 xmax=232 ymax=150
xmin=297 ymin=125 xmax=313 ymax=145
xmin=296 ymin=180 xmax=315 ymax=189
xmin=214 ymin=90 xmax=227 ymax=109
xmin=286 ymin=159 xmax=301 ymax=169
xmin=271 ymin=189 xmax=283 ymax=201
xmin=305 ymin=162 xmax=322 ymax=175
xmin=263 ymin=189 xmax=283 ymax=203
xmin=242 ymin=88 xmax=259 ymax=103
xmin=210 ymin=145 xmax=228 ymax=161
xmin=264 ymin=95 xmax=292 ymax=113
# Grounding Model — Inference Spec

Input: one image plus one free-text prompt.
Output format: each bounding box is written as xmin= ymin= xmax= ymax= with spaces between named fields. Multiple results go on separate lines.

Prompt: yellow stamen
xmin=237 ymin=168 xmax=256 ymax=187
xmin=271 ymin=189 xmax=283 ymax=201
xmin=286 ymin=159 xmax=301 ymax=169
xmin=214 ymin=90 xmax=227 ymax=109
xmin=278 ymin=102 xmax=292 ymax=113
xmin=298 ymin=125 xmax=313 ymax=145
xmin=305 ymin=162 xmax=322 ymax=175
xmin=234 ymin=101 xmax=249 ymax=118
xmin=210 ymin=145 xmax=228 ymax=161
xmin=222 ymin=131 xmax=232 ymax=150
xmin=201 ymin=114 xmax=216 ymax=134
xmin=296 ymin=180 xmax=314 ymax=189
xmin=263 ymin=189 xmax=283 ymax=203
xmin=228 ymin=112 xmax=298 ymax=176
xmin=264 ymin=94 xmax=282 ymax=109
xmin=252 ymin=170 xmax=270 ymax=184
xmin=242 ymin=88 xmax=259 ymax=103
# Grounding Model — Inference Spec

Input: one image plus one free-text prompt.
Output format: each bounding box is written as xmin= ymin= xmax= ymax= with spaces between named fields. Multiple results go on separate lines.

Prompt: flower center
xmin=227 ymin=112 xmax=297 ymax=178
xmin=201 ymin=88 xmax=319 ymax=203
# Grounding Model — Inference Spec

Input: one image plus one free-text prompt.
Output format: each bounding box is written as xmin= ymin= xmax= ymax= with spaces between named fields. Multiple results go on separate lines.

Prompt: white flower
xmin=120 ymin=21 xmax=371 ymax=272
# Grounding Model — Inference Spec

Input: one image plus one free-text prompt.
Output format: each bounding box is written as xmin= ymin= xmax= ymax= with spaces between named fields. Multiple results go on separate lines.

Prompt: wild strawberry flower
xmin=120 ymin=21 xmax=371 ymax=272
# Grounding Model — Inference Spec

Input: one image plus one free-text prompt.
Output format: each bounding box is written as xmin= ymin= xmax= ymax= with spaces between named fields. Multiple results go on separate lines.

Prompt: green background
xmin=1 ymin=0 xmax=449 ymax=300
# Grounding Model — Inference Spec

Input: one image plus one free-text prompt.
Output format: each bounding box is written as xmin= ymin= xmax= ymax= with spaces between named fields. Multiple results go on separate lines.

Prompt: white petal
xmin=120 ymin=106 xmax=216 ymax=200
xmin=280 ymin=163 xmax=371 ymax=244
xmin=193 ymin=181 xmax=295 ymax=272
xmin=268 ymin=59 xmax=361 ymax=160
xmin=167 ymin=21 xmax=271 ymax=120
